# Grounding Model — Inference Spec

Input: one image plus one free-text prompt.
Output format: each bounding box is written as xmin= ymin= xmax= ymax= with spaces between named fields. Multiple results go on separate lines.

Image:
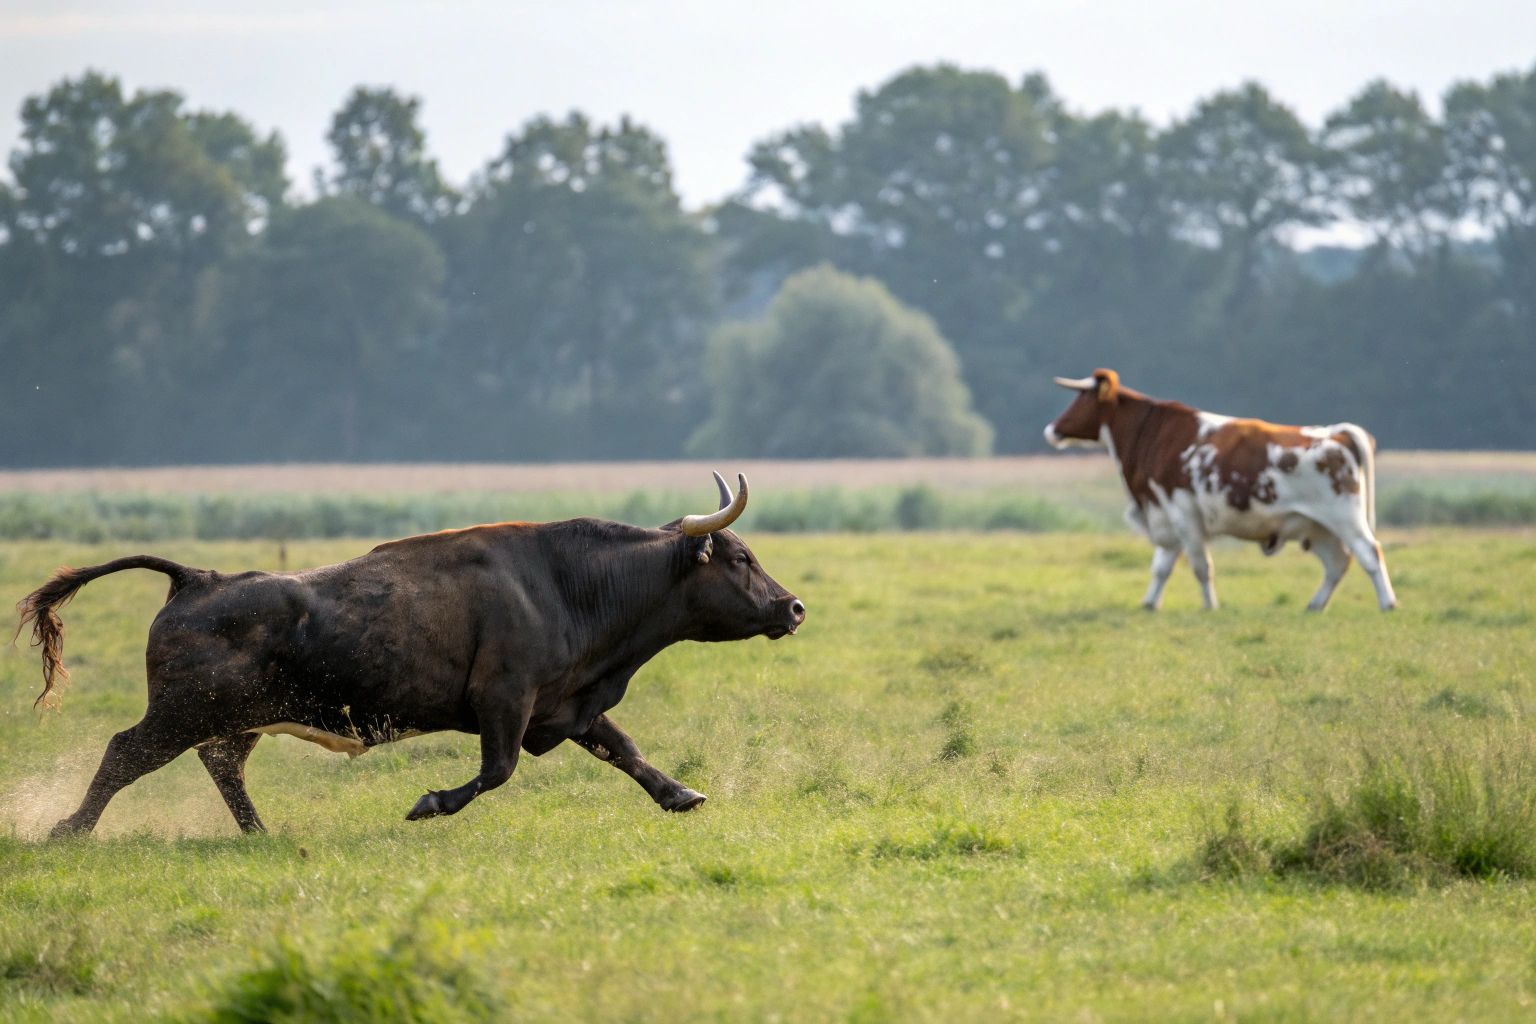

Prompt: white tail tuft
xmin=1333 ymin=423 xmax=1377 ymax=531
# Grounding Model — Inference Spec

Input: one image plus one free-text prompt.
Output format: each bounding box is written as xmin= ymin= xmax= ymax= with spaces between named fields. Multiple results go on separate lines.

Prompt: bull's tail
xmin=1334 ymin=423 xmax=1378 ymax=531
xmin=14 ymin=555 xmax=199 ymax=710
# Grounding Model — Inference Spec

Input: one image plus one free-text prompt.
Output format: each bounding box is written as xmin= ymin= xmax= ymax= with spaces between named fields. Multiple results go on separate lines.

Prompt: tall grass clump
xmin=1199 ymin=734 xmax=1536 ymax=889
xmin=0 ymin=924 xmax=101 ymax=996
xmin=195 ymin=920 xmax=498 ymax=1024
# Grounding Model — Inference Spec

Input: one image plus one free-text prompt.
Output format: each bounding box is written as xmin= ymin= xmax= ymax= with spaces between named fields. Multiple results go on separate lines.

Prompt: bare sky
xmin=3 ymin=1 xmax=1535 ymax=207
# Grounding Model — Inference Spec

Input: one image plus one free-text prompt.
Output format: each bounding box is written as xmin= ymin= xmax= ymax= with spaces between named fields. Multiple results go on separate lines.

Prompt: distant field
xmin=1 ymin=453 xmax=1535 ymax=543
xmin=3 ymin=451 xmax=1536 ymax=495
xmin=1 ymin=532 xmax=1533 ymax=1020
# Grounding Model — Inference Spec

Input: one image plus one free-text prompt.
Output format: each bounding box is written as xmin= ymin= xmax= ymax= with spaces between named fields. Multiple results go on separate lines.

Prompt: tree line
xmin=1 ymin=65 xmax=1533 ymax=466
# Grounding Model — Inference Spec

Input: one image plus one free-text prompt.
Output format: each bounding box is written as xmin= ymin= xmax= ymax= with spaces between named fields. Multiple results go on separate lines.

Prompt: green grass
xmin=1 ymin=530 xmax=1535 ymax=1020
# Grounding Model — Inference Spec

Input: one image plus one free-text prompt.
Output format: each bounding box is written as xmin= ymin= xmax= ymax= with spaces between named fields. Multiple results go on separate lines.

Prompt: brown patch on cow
xmin=1315 ymin=446 xmax=1359 ymax=495
xmin=1096 ymin=385 xmax=1200 ymax=509
xmin=1195 ymin=421 xmax=1314 ymax=511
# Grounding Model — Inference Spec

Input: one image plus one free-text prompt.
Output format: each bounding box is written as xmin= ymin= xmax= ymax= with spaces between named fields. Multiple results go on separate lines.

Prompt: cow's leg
xmin=1166 ymin=494 xmax=1218 ymax=609
xmin=197 ymin=732 xmax=266 ymax=833
xmin=406 ymin=691 xmax=533 ymax=821
xmin=50 ymin=715 xmax=198 ymax=838
xmin=1185 ymin=539 xmax=1218 ymax=610
xmin=1141 ymin=545 xmax=1181 ymax=611
xmin=572 ymin=714 xmax=706 ymax=812
xmin=1345 ymin=529 xmax=1398 ymax=611
xmin=1305 ymin=532 xmax=1352 ymax=612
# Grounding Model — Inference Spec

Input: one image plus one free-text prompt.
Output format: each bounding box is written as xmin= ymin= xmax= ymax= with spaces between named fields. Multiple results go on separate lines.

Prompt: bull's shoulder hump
xmin=367 ymin=521 xmax=542 ymax=555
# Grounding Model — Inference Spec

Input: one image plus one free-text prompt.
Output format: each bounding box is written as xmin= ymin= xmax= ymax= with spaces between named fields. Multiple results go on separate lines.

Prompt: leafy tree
xmin=1160 ymin=83 xmax=1324 ymax=301
xmin=0 ymin=72 xmax=286 ymax=464
xmin=216 ymin=197 xmax=445 ymax=459
xmin=1319 ymin=81 xmax=1450 ymax=253
xmin=688 ymin=265 xmax=992 ymax=458
xmin=3 ymin=71 xmax=284 ymax=257
xmin=440 ymin=113 xmax=715 ymax=458
xmin=1444 ymin=66 xmax=1536 ymax=235
xmin=1442 ymin=65 xmax=1536 ymax=430
xmin=734 ymin=66 xmax=1057 ymax=447
xmin=324 ymin=86 xmax=455 ymax=225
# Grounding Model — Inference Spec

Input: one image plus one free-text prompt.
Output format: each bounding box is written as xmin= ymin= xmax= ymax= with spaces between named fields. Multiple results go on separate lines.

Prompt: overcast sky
xmin=3 ymin=1 xmax=1535 ymax=208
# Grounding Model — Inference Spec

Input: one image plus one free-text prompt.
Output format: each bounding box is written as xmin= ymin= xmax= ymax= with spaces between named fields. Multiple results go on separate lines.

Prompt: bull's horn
xmin=1053 ymin=375 xmax=1096 ymax=391
xmin=681 ymin=472 xmax=749 ymax=536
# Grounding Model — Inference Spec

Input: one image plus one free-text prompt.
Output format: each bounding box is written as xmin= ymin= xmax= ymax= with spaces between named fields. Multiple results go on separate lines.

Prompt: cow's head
xmin=671 ymin=472 xmax=805 ymax=642
xmin=1044 ymin=368 xmax=1119 ymax=449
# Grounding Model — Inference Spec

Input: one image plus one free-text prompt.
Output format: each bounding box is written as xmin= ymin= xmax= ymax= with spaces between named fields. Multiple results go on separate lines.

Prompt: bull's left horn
xmin=681 ymin=472 xmax=749 ymax=536
xmin=1053 ymin=375 xmax=1096 ymax=391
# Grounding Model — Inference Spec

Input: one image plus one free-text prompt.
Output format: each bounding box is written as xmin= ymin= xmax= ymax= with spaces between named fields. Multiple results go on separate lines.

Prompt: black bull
xmin=16 ymin=473 xmax=805 ymax=837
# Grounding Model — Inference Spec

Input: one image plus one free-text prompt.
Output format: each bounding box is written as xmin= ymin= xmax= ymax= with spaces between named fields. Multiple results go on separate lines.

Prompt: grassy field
xmin=1 ymin=529 xmax=1534 ymax=1021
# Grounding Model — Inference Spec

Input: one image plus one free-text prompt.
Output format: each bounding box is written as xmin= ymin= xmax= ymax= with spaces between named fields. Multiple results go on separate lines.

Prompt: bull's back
xmin=144 ymin=539 xmax=512 ymax=729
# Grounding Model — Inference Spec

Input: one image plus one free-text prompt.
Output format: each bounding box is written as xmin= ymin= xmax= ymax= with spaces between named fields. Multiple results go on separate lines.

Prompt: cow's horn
xmin=1053 ymin=375 xmax=1097 ymax=391
xmin=681 ymin=472 xmax=749 ymax=536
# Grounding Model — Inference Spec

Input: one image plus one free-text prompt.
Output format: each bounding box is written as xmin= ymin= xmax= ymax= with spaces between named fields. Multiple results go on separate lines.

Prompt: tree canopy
xmin=2 ymin=65 xmax=1535 ymax=466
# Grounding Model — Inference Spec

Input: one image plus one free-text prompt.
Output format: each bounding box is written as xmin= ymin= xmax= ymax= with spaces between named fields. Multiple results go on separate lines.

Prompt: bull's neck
xmin=551 ymin=529 xmax=693 ymax=667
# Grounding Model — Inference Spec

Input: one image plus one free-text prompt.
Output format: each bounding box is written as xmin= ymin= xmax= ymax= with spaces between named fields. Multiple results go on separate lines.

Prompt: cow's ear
xmin=690 ymin=534 xmax=714 ymax=565
xmin=1094 ymin=368 xmax=1119 ymax=402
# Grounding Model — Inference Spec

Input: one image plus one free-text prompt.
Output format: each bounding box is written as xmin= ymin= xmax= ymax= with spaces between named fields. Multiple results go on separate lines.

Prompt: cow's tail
xmin=14 ymin=555 xmax=199 ymax=710
xmin=1335 ymin=423 xmax=1378 ymax=531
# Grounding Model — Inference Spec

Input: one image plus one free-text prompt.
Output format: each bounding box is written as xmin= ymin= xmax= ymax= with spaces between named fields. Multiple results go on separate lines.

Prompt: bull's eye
xmin=734 ymin=554 xmax=750 ymax=566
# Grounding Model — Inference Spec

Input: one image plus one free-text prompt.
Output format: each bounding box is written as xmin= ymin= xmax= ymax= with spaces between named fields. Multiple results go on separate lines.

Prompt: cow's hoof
xmin=662 ymin=788 xmax=707 ymax=813
xmin=405 ymin=791 xmax=445 ymax=820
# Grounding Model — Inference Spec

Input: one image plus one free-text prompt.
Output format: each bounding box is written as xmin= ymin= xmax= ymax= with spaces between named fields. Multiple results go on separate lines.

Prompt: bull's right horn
xmin=681 ymin=472 xmax=749 ymax=536
xmin=1053 ymin=375 xmax=1097 ymax=391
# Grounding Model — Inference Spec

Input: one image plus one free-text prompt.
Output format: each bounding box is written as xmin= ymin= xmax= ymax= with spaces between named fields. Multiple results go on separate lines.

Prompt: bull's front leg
xmin=573 ymin=714 xmax=706 ymax=812
xmin=406 ymin=690 xmax=533 ymax=821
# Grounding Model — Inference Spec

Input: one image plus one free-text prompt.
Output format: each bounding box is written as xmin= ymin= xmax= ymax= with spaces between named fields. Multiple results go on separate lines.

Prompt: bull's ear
xmin=691 ymin=534 xmax=714 ymax=565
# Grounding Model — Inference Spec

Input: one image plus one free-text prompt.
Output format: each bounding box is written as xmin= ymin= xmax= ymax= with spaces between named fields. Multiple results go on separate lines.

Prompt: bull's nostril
xmin=790 ymin=599 xmax=806 ymax=620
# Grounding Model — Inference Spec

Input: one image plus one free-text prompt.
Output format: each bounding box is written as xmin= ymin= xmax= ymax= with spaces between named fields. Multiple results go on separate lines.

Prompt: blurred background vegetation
xmin=1 ymin=64 xmax=1533 ymax=466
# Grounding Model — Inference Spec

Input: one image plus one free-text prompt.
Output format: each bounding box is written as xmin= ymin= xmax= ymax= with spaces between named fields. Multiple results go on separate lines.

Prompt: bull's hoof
xmin=405 ymin=791 xmax=446 ymax=821
xmin=47 ymin=819 xmax=85 ymax=840
xmin=661 ymin=788 xmax=707 ymax=813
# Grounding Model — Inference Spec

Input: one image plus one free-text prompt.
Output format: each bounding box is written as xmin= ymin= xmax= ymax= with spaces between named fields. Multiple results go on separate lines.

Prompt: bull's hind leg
xmin=573 ymin=714 xmax=705 ymax=812
xmin=406 ymin=690 xmax=533 ymax=821
xmin=197 ymin=733 xmax=266 ymax=833
xmin=1305 ymin=532 xmax=1352 ymax=611
xmin=50 ymin=714 xmax=198 ymax=838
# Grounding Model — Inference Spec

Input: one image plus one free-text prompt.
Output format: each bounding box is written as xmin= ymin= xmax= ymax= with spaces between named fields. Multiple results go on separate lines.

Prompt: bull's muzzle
xmin=769 ymin=597 xmax=806 ymax=639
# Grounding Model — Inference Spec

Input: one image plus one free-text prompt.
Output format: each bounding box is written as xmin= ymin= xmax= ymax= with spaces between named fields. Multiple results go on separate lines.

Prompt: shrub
xmin=195 ymin=921 xmax=498 ymax=1024
xmin=687 ymin=265 xmax=993 ymax=458
xmin=1199 ymin=737 xmax=1536 ymax=890
xmin=0 ymin=924 xmax=100 ymax=996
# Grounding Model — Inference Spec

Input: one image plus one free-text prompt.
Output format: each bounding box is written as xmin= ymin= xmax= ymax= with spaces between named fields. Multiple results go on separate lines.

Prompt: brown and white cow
xmin=1044 ymin=369 xmax=1397 ymax=612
